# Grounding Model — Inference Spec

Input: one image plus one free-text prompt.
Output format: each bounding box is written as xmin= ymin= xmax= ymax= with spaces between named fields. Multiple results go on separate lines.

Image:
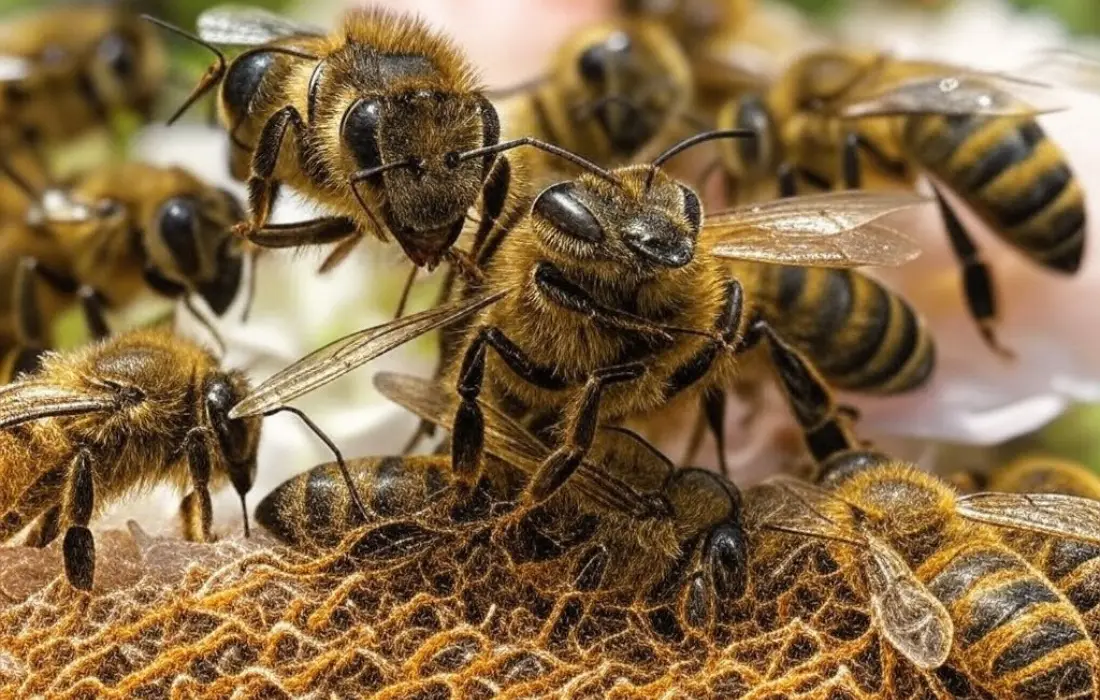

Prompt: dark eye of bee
xmin=679 ymin=185 xmax=701 ymax=234
xmin=578 ymin=31 xmax=631 ymax=84
xmin=157 ymin=197 xmax=201 ymax=276
xmin=97 ymin=33 xmax=136 ymax=80
xmin=342 ymin=98 xmax=383 ymax=170
xmin=207 ymin=379 xmax=249 ymax=463
xmin=534 ymin=182 xmax=603 ymax=243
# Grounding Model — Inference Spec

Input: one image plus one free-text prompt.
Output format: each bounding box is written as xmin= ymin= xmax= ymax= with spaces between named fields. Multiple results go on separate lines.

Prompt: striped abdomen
xmin=925 ymin=544 xmax=1099 ymax=699
xmin=904 ymin=115 xmax=1085 ymax=273
xmin=744 ymin=263 xmax=934 ymax=394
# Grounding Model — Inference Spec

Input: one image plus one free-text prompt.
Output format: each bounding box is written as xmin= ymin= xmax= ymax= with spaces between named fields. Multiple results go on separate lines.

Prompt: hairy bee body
xmin=721 ymin=50 xmax=1086 ymax=273
xmin=0 ymin=6 xmax=165 ymax=148
xmin=185 ymin=7 xmax=516 ymax=269
xmin=501 ymin=19 xmax=692 ymax=181
xmin=985 ymin=459 xmax=1100 ymax=643
xmin=829 ymin=466 xmax=1099 ymax=698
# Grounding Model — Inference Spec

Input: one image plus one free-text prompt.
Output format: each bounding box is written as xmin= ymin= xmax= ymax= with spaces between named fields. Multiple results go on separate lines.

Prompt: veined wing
xmin=840 ymin=73 xmax=1062 ymax=119
xmin=197 ymin=6 xmax=324 ymax=45
xmin=0 ymin=381 xmax=119 ymax=430
xmin=229 ymin=289 xmax=507 ymax=418
xmin=747 ymin=476 xmax=862 ymax=543
xmin=705 ymin=192 xmax=926 ymax=268
xmin=861 ymin=526 xmax=954 ymax=670
xmin=958 ymin=492 xmax=1100 ymax=545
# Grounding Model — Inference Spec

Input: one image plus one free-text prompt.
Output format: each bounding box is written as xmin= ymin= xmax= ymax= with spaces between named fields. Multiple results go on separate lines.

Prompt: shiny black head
xmin=531 ymin=165 xmax=700 ymax=277
xmin=668 ymin=468 xmax=748 ymax=603
xmin=205 ymin=372 xmax=262 ymax=533
xmin=341 ymin=91 xmax=499 ymax=267
xmin=718 ymin=93 xmax=776 ymax=180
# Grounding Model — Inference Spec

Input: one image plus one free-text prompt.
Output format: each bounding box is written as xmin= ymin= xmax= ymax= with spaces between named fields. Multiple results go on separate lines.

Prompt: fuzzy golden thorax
xmin=832 ymin=464 xmax=963 ymax=567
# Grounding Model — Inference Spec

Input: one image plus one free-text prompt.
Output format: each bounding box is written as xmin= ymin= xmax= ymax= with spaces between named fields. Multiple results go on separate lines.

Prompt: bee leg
xmin=451 ymin=326 xmax=567 ymax=490
xmin=13 ymin=257 xmax=80 ymax=346
xmin=23 ymin=506 xmax=61 ymax=548
xmin=180 ymin=428 xmax=215 ymax=542
xmin=61 ymin=451 xmax=95 ymax=591
xmin=76 ymin=286 xmax=111 ymax=340
xmin=244 ymin=106 xmax=308 ymax=231
xmin=470 ymin=155 xmax=514 ymax=262
xmin=777 ymin=163 xmax=798 ymax=197
xmin=526 ymin=363 xmax=646 ymax=504
xmin=843 ymin=132 xmax=909 ymax=188
xmin=931 ymin=184 xmax=1014 ymax=360
xmin=236 ymin=216 xmax=358 ymax=250
xmin=701 ymin=389 xmax=730 ymax=478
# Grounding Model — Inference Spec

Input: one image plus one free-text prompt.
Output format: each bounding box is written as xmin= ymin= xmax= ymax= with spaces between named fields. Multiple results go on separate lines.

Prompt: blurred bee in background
xmin=751 ymin=332 xmax=1100 ymax=695
xmin=497 ymin=18 xmax=695 ymax=181
xmin=260 ymin=369 xmax=750 ymax=625
xmin=0 ymin=160 xmax=248 ymax=356
xmin=228 ymin=131 xmax=925 ymax=500
xmin=0 ymin=5 xmax=166 ymax=152
xmin=713 ymin=49 xmax=1088 ymax=357
xmin=149 ymin=6 xmax=526 ymax=290
xmin=618 ymin=0 xmax=753 ymax=59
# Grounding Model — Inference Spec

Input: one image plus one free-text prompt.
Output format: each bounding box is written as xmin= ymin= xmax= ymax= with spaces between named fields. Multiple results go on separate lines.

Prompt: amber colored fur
xmin=821 ymin=464 xmax=1099 ymax=698
xmin=0 ymin=6 xmax=165 ymax=148
xmin=0 ymin=327 xmax=260 ymax=543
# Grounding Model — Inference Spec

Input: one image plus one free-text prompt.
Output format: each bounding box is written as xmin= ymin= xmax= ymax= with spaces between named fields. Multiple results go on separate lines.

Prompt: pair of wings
xmin=750 ymin=475 xmax=1100 ymax=671
xmin=0 ymin=381 xmax=121 ymax=430
xmin=228 ymin=190 xmax=926 ymax=418
xmin=372 ymin=372 xmax=671 ymax=518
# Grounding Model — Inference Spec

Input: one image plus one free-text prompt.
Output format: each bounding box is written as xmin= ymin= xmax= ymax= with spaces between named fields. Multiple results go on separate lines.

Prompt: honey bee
xmin=0 ymin=325 xmax=262 ymax=592
xmin=230 ymin=131 xmax=925 ymax=501
xmin=980 ymin=457 xmax=1100 ymax=642
xmin=619 ymin=0 xmax=753 ymax=57
xmin=733 ymin=261 xmax=936 ymax=395
xmin=752 ymin=326 xmax=1100 ymax=695
xmin=0 ymin=160 xmax=249 ymax=352
xmin=498 ymin=18 xmax=694 ymax=179
xmin=0 ymin=5 xmax=166 ymax=149
xmin=148 ymin=7 xmax=528 ymax=275
xmin=259 ymin=370 xmax=750 ymax=621
xmin=715 ymin=49 xmax=1089 ymax=356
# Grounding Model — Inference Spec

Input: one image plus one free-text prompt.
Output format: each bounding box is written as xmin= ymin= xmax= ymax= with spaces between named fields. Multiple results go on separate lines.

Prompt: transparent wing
xmin=861 ymin=528 xmax=954 ymax=670
xmin=1015 ymin=49 xmax=1100 ymax=96
xmin=705 ymin=192 xmax=925 ymax=268
xmin=958 ymin=492 xmax=1100 ymax=545
xmin=0 ymin=381 xmax=118 ymax=429
xmin=374 ymin=372 xmax=669 ymax=518
xmin=229 ymin=289 xmax=507 ymax=418
xmin=745 ymin=476 xmax=862 ymax=542
xmin=840 ymin=74 xmax=1061 ymax=119
xmin=197 ymin=6 xmax=324 ymax=45
xmin=0 ymin=56 xmax=32 ymax=82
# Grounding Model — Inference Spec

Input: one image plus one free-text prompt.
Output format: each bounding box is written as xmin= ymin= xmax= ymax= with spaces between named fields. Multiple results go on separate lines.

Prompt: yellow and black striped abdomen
xmin=925 ymin=544 xmax=1099 ymax=699
xmin=904 ymin=114 xmax=1085 ymax=273
xmin=744 ymin=263 xmax=934 ymax=394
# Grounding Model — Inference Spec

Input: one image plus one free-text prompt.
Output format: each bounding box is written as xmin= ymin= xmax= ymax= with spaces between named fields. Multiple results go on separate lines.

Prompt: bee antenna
xmin=454 ymin=137 xmax=620 ymax=184
xmin=183 ymin=295 xmax=227 ymax=356
xmin=646 ymin=128 xmax=756 ymax=191
xmin=141 ymin=15 xmax=228 ymax=125
xmin=262 ymin=406 xmax=370 ymax=523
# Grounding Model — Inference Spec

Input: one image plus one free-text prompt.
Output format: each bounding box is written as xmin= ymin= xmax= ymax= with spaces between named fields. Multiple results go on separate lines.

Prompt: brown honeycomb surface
xmin=0 ymin=473 xmax=1009 ymax=700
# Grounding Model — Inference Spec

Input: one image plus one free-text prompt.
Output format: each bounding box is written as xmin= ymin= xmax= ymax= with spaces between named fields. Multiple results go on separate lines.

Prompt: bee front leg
xmin=241 ymin=105 xmax=309 ymax=233
xmin=61 ymin=451 xmax=96 ymax=591
xmin=179 ymin=428 xmax=215 ymax=542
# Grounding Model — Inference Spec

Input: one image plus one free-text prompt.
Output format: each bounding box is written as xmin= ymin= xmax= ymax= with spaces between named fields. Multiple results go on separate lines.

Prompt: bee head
xmin=717 ymin=93 xmax=776 ymax=182
xmin=531 ymin=165 xmax=699 ymax=276
xmin=206 ymin=372 xmax=262 ymax=534
xmin=145 ymin=181 xmax=245 ymax=315
xmin=342 ymin=91 xmax=499 ymax=266
xmin=90 ymin=15 xmax=166 ymax=118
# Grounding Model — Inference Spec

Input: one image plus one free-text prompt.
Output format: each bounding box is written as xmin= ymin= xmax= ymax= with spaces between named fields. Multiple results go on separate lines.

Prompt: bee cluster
xmin=0 ymin=1 xmax=1099 ymax=698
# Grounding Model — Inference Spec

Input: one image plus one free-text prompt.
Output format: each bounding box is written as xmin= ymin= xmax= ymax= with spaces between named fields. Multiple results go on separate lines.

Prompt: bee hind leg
xmin=61 ymin=451 xmax=96 ymax=591
xmin=179 ymin=428 xmax=215 ymax=542
xmin=23 ymin=506 xmax=61 ymax=548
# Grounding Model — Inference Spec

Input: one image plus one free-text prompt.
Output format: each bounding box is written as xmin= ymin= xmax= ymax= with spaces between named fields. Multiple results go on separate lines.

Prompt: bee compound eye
xmin=98 ymin=32 xmax=136 ymax=80
xmin=157 ymin=197 xmax=201 ymax=277
xmin=342 ymin=98 xmax=384 ymax=171
xmin=533 ymin=182 xmax=604 ymax=243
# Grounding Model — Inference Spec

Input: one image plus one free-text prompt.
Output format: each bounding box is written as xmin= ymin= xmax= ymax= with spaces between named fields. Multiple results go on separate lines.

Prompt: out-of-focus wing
xmin=958 ymin=492 xmax=1100 ymax=545
xmin=374 ymin=372 xmax=669 ymax=519
xmin=0 ymin=381 xmax=118 ymax=429
xmin=705 ymin=192 xmax=925 ymax=268
xmin=1015 ymin=49 xmax=1100 ymax=96
xmin=197 ymin=6 xmax=324 ymax=46
xmin=0 ymin=56 xmax=32 ymax=82
xmin=861 ymin=527 xmax=954 ymax=670
xmin=229 ymin=289 xmax=507 ymax=418
xmin=840 ymin=74 xmax=1062 ymax=119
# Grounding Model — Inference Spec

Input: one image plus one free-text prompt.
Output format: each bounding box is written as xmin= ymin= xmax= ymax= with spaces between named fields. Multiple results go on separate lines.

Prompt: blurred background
xmin=2 ymin=0 xmax=1100 ymax=534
